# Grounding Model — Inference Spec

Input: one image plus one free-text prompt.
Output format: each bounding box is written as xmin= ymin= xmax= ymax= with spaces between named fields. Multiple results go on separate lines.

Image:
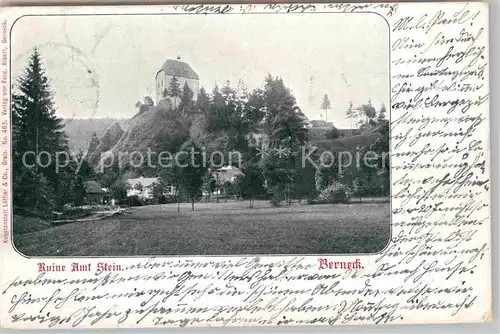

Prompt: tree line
xmin=125 ymin=73 xmax=389 ymax=209
xmin=12 ymin=49 xmax=390 ymax=215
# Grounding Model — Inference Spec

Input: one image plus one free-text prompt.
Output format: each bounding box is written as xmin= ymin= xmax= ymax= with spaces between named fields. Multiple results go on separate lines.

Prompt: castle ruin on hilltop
xmin=155 ymin=56 xmax=200 ymax=105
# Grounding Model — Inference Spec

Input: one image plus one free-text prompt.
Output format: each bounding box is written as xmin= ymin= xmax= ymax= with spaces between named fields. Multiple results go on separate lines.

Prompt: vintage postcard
xmin=0 ymin=1 xmax=492 ymax=329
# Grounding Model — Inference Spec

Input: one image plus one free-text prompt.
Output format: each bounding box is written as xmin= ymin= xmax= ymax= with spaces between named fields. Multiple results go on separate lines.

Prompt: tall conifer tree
xmin=12 ymin=48 xmax=68 ymax=210
xmin=168 ymin=76 xmax=181 ymax=109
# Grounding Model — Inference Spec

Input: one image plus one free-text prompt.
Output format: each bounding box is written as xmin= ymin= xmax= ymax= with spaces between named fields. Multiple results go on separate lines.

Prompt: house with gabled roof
xmin=155 ymin=56 xmax=200 ymax=105
xmin=83 ymin=181 xmax=106 ymax=205
xmin=126 ymin=176 xmax=176 ymax=201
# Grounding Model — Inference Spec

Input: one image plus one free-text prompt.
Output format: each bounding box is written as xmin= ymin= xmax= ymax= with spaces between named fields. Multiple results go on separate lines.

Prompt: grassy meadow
xmin=13 ymin=200 xmax=390 ymax=256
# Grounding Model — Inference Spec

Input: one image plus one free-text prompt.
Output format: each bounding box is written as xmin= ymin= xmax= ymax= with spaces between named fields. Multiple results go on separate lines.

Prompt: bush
xmin=306 ymin=194 xmax=319 ymax=204
xmin=128 ymin=195 xmax=142 ymax=207
xmin=268 ymin=187 xmax=286 ymax=207
xmin=157 ymin=195 xmax=177 ymax=204
xmin=270 ymin=192 xmax=283 ymax=207
xmin=326 ymin=127 xmax=341 ymax=140
xmin=318 ymin=182 xmax=352 ymax=204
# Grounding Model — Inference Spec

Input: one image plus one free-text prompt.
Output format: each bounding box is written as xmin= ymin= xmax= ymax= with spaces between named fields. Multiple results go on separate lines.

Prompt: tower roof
xmin=156 ymin=58 xmax=199 ymax=80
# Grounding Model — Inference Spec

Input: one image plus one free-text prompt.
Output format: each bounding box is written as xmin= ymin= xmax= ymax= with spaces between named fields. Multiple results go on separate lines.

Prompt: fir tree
xmin=212 ymin=84 xmax=225 ymax=108
xmin=236 ymin=79 xmax=248 ymax=103
xmin=345 ymin=101 xmax=355 ymax=134
xmin=179 ymin=82 xmax=194 ymax=115
xmin=196 ymin=87 xmax=210 ymax=113
xmin=377 ymin=103 xmax=387 ymax=124
xmin=263 ymin=74 xmax=295 ymax=119
xmin=221 ymin=80 xmax=236 ymax=104
xmin=168 ymin=76 xmax=181 ymax=108
xmin=320 ymin=94 xmax=331 ymax=122
xmin=12 ymin=49 xmax=68 ymax=210
xmin=13 ymin=49 xmax=67 ymax=165
xmin=71 ymin=175 xmax=86 ymax=207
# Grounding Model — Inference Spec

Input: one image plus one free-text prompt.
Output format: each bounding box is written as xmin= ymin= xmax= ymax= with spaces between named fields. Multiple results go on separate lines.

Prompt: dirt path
xmin=51 ymin=208 xmax=126 ymax=224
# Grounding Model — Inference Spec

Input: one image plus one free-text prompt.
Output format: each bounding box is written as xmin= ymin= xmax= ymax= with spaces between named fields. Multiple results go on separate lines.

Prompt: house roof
xmin=157 ymin=59 xmax=199 ymax=80
xmin=127 ymin=177 xmax=160 ymax=189
xmin=83 ymin=181 xmax=104 ymax=194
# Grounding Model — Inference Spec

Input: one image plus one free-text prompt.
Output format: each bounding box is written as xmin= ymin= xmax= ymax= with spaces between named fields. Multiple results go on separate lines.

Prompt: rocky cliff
xmin=100 ymin=105 xmax=192 ymax=167
xmin=85 ymin=122 xmax=125 ymax=167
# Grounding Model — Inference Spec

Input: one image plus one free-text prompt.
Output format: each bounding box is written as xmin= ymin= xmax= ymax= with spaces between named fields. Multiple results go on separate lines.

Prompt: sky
xmin=12 ymin=13 xmax=389 ymax=128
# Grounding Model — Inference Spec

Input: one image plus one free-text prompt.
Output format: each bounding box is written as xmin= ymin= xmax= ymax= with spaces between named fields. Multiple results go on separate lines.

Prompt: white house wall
xmin=156 ymin=71 xmax=199 ymax=104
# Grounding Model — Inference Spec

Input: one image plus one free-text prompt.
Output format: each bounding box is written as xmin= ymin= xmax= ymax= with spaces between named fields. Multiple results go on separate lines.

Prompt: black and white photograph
xmin=11 ymin=13 xmax=390 ymax=257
